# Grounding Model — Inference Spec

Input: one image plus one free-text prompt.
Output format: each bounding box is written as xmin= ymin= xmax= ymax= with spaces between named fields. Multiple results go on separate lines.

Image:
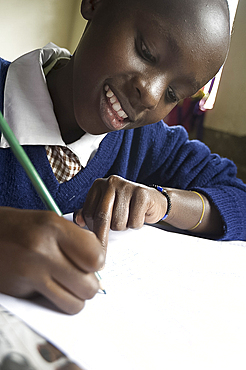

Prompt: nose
xmin=133 ymin=74 xmax=165 ymax=110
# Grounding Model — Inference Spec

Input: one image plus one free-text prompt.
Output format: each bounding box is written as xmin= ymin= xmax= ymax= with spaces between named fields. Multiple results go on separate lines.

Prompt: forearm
xmin=159 ymin=188 xmax=224 ymax=237
xmin=78 ymin=176 xmax=226 ymax=244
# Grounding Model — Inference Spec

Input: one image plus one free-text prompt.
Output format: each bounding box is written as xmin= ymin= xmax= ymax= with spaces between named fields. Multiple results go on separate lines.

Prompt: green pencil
xmin=0 ymin=111 xmax=106 ymax=294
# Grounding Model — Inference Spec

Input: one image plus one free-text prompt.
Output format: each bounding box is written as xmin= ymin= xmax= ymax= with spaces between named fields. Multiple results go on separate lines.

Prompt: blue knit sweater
xmin=1 ymin=57 xmax=246 ymax=240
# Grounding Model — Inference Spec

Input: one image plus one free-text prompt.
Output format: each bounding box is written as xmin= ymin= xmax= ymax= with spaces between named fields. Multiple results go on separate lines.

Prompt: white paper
xmin=1 ymin=225 xmax=246 ymax=370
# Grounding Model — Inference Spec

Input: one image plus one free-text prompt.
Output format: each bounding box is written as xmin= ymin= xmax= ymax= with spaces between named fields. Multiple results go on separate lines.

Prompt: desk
xmin=1 ymin=224 xmax=246 ymax=370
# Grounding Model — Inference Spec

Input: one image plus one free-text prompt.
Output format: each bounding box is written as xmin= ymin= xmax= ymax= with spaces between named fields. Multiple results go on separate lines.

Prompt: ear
xmin=81 ymin=0 xmax=102 ymax=20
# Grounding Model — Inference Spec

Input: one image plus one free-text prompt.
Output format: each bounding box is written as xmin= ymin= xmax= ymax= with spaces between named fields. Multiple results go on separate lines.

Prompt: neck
xmin=46 ymin=57 xmax=85 ymax=144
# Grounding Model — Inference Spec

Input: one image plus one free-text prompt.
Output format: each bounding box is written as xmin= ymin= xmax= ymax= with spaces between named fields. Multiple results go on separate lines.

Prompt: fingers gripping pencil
xmin=0 ymin=111 xmax=105 ymax=294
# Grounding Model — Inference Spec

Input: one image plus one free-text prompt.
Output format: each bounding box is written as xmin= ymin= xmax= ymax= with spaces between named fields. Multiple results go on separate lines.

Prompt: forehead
xmin=123 ymin=0 xmax=229 ymax=30
xmin=108 ymin=0 xmax=230 ymax=85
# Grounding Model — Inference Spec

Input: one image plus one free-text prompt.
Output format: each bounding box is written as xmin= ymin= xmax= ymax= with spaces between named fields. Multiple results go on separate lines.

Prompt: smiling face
xmin=72 ymin=0 xmax=230 ymax=135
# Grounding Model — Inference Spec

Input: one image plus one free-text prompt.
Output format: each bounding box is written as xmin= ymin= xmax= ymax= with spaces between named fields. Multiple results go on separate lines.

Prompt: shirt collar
xmin=1 ymin=43 xmax=106 ymax=167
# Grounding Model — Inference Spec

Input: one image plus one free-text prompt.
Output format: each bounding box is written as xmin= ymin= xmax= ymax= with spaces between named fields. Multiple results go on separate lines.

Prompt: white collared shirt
xmin=1 ymin=43 xmax=106 ymax=168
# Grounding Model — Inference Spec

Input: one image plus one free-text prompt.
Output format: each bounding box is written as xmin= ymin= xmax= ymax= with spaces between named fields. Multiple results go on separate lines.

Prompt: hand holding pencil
xmin=0 ymin=112 xmax=105 ymax=314
xmin=0 ymin=207 xmax=104 ymax=314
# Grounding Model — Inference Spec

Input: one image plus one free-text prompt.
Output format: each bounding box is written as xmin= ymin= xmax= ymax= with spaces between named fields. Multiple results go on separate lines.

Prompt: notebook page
xmin=1 ymin=225 xmax=246 ymax=370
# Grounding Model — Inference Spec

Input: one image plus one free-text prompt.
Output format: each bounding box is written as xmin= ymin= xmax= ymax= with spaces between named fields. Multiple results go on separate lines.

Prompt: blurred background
xmin=0 ymin=0 xmax=85 ymax=60
xmin=1 ymin=0 xmax=245 ymax=181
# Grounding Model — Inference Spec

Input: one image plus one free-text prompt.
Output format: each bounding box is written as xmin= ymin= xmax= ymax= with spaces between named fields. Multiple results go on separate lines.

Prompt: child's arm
xmin=75 ymin=175 xmax=223 ymax=249
xmin=0 ymin=207 xmax=105 ymax=314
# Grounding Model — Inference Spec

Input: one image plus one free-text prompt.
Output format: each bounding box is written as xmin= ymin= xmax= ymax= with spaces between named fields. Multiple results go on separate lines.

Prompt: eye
xmin=166 ymin=86 xmax=178 ymax=103
xmin=140 ymin=39 xmax=156 ymax=63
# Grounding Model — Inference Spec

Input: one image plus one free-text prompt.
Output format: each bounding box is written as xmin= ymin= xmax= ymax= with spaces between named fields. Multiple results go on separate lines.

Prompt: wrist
xmin=151 ymin=185 xmax=172 ymax=221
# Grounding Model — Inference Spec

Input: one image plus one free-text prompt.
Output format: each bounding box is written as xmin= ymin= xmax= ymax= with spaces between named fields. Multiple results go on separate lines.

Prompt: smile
xmin=104 ymin=85 xmax=128 ymax=121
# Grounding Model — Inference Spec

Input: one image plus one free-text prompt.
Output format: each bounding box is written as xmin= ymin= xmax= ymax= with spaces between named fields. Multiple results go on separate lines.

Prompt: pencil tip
xmin=103 ymin=289 xmax=106 ymax=294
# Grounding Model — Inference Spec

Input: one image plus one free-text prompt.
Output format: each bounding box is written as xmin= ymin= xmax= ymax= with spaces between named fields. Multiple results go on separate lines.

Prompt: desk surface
xmin=1 ymin=225 xmax=246 ymax=370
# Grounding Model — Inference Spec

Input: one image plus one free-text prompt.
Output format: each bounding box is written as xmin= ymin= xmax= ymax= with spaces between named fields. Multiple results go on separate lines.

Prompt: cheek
xmin=101 ymin=36 xmax=136 ymax=76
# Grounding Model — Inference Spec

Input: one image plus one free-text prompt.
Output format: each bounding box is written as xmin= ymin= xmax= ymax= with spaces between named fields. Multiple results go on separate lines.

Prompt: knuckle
xmin=36 ymin=210 xmax=58 ymax=228
xmin=107 ymin=174 xmax=121 ymax=188
xmin=93 ymin=177 xmax=103 ymax=187
xmin=107 ymin=174 xmax=119 ymax=183
xmin=94 ymin=210 xmax=111 ymax=225
xmin=35 ymin=211 xmax=63 ymax=242
xmin=135 ymin=186 xmax=149 ymax=202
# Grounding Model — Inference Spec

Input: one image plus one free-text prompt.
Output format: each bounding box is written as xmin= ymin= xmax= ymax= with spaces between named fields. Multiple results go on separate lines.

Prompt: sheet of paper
xmin=1 ymin=225 xmax=246 ymax=370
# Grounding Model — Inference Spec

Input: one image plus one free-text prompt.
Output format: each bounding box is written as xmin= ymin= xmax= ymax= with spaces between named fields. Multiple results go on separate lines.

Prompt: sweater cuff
xmin=191 ymin=187 xmax=244 ymax=241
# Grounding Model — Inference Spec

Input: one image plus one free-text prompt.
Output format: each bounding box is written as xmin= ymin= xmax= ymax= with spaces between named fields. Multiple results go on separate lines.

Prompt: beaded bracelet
xmin=189 ymin=191 xmax=205 ymax=230
xmin=151 ymin=185 xmax=172 ymax=221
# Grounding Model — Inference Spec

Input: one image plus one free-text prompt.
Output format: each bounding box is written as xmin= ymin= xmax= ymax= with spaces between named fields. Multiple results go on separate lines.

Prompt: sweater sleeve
xmin=125 ymin=122 xmax=246 ymax=241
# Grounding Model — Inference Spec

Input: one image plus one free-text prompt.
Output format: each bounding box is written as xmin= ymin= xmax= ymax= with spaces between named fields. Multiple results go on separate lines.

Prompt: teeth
xmin=110 ymin=96 xmax=117 ymax=104
xmin=106 ymin=89 xmax=114 ymax=98
xmin=104 ymin=85 xmax=128 ymax=119
xmin=112 ymin=102 xmax=121 ymax=111
xmin=118 ymin=110 xmax=128 ymax=118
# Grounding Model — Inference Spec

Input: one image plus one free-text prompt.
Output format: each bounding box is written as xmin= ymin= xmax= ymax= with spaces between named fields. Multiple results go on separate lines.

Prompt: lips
xmin=101 ymin=84 xmax=130 ymax=131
